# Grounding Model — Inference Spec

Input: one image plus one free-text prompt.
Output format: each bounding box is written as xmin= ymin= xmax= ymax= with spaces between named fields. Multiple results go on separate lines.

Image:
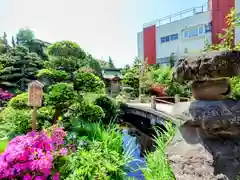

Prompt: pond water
xmin=121 ymin=122 xmax=155 ymax=180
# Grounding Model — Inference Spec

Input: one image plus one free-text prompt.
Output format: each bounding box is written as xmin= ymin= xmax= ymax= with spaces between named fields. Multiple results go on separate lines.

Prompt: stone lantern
xmin=28 ymin=80 xmax=44 ymax=131
xmin=167 ymin=50 xmax=240 ymax=179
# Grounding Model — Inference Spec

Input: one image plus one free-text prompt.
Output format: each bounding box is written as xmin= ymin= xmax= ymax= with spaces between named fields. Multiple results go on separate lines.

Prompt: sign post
xmin=27 ymin=80 xmax=44 ymax=131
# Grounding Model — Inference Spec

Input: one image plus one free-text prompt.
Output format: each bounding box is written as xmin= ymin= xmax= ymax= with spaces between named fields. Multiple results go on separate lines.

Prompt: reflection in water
xmin=121 ymin=122 xmax=155 ymax=180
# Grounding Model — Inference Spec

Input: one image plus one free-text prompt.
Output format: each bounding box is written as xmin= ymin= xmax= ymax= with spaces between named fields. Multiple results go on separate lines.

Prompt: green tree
xmin=73 ymin=71 xmax=105 ymax=93
xmin=121 ymin=64 xmax=130 ymax=75
xmin=108 ymin=56 xmax=115 ymax=68
xmin=169 ymin=53 xmax=175 ymax=68
xmin=16 ymin=28 xmax=48 ymax=59
xmin=46 ymin=41 xmax=87 ymax=79
xmin=85 ymin=54 xmax=103 ymax=77
xmin=98 ymin=59 xmax=109 ymax=68
xmin=48 ymin=40 xmax=86 ymax=59
xmin=0 ymin=46 xmax=41 ymax=90
xmin=0 ymin=38 xmax=6 ymax=54
xmin=45 ymin=83 xmax=75 ymax=123
xmin=122 ymin=58 xmax=151 ymax=97
xmin=16 ymin=28 xmax=35 ymax=45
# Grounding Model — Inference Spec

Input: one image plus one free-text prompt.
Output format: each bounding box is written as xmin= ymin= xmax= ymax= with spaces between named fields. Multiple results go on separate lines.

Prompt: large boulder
xmin=173 ymin=50 xmax=240 ymax=83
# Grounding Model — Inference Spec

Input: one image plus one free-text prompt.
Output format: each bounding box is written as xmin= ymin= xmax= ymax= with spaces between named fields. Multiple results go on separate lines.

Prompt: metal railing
xmin=143 ymin=2 xmax=208 ymax=28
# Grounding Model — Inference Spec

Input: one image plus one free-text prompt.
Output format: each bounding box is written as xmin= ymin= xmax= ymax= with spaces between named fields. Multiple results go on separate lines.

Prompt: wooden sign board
xmin=28 ymin=80 xmax=44 ymax=107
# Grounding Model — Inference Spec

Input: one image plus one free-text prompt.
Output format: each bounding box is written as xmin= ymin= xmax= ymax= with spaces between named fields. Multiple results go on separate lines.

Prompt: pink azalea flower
xmin=0 ymin=127 xmax=67 ymax=179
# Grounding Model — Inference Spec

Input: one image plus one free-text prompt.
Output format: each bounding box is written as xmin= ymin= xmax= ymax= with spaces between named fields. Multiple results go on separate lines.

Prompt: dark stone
xmin=173 ymin=50 xmax=240 ymax=82
xmin=189 ymin=99 xmax=240 ymax=137
xmin=191 ymin=79 xmax=231 ymax=100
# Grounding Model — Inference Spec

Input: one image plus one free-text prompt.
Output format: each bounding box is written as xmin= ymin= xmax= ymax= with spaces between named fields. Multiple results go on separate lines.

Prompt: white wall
xmin=156 ymin=11 xmax=212 ymax=61
xmin=137 ymin=32 xmax=144 ymax=60
xmin=235 ymin=0 xmax=240 ymax=44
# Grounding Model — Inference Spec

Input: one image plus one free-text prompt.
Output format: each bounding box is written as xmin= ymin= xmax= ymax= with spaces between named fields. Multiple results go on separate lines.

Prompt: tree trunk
xmin=53 ymin=108 xmax=61 ymax=124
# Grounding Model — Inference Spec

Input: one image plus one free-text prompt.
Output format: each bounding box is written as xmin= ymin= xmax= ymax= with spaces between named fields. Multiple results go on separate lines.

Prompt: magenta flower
xmin=0 ymin=127 xmax=67 ymax=179
xmin=0 ymin=88 xmax=14 ymax=101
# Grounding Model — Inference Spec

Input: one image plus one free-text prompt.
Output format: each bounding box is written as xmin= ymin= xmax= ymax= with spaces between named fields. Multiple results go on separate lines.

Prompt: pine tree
xmin=108 ymin=56 xmax=115 ymax=68
xmin=0 ymin=46 xmax=41 ymax=90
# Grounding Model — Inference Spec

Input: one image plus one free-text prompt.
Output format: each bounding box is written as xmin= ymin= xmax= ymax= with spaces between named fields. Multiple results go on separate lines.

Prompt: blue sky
xmin=0 ymin=0 xmax=206 ymax=67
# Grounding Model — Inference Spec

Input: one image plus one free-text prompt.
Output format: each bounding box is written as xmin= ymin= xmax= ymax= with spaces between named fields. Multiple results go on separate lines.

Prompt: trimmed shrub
xmin=37 ymin=68 xmax=69 ymax=82
xmin=81 ymin=103 xmax=105 ymax=123
xmin=0 ymin=107 xmax=31 ymax=138
xmin=94 ymin=95 xmax=118 ymax=124
xmin=8 ymin=93 xmax=28 ymax=109
xmin=73 ymin=71 xmax=105 ymax=93
xmin=45 ymin=83 xmax=75 ymax=108
xmin=67 ymin=101 xmax=105 ymax=123
xmin=45 ymin=83 xmax=75 ymax=123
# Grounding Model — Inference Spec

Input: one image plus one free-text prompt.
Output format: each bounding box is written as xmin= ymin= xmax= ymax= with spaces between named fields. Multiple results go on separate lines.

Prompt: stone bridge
xmin=120 ymin=100 xmax=186 ymax=135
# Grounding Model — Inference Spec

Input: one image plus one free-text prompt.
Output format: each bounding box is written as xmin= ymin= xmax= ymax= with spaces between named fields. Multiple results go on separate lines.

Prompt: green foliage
xmin=230 ymin=77 xmax=240 ymax=99
xmin=16 ymin=28 xmax=35 ymax=45
xmin=73 ymin=71 xmax=105 ymax=93
xmin=122 ymin=66 xmax=140 ymax=97
xmin=16 ymin=28 xmax=48 ymax=60
xmin=169 ymin=53 xmax=175 ymax=68
xmin=0 ymin=45 xmax=41 ymax=90
xmin=0 ymin=139 xmax=8 ymax=153
xmin=37 ymin=106 xmax=54 ymax=130
xmin=60 ymin=142 xmax=127 ymax=180
xmin=48 ymin=40 xmax=86 ymax=59
xmin=37 ymin=68 xmax=69 ymax=82
xmin=0 ymin=107 xmax=31 ymax=138
xmin=67 ymin=99 xmax=105 ymax=123
xmin=122 ymin=58 xmax=152 ymax=97
xmin=94 ymin=95 xmax=118 ymax=124
xmin=149 ymin=66 xmax=190 ymax=97
xmin=203 ymin=8 xmax=240 ymax=100
xmin=8 ymin=92 xmax=28 ymax=109
xmin=59 ymin=123 xmax=129 ymax=180
xmin=45 ymin=83 xmax=75 ymax=108
xmin=45 ymin=56 xmax=82 ymax=73
xmin=0 ymin=38 xmax=7 ymax=54
xmin=81 ymin=103 xmax=105 ymax=123
xmin=142 ymin=122 xmax=175 ymax=180
xmin=108 ymin=56 xmax=115 ymax=68
xmin=205 ymin=8 xmax=240 ymax=51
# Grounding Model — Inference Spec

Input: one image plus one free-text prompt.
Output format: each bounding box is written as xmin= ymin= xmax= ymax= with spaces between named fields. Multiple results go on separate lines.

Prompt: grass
xmin=0 ymin=139 xmax=9 ymax=153
xmin=141 ymin=122 xmax=176 ymax=180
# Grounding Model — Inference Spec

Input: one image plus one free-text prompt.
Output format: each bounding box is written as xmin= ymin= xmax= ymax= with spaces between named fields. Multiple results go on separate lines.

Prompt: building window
xmin=199 ymin=26 xmax=204 ymax=34
xmin=165 ymin=36 xmax=170 ymax=42
xmin=160 ymin=37 xmax=166 ymax=43
xmin=160 ymin=33 xmax=178 ymax=43
xmin=184 ymin=31 xmax=189 ymax=38
xmin=170 ymin=34 xmax=178 ymax=40
xmin=183 ymin=25 xmax=207 ymax=38
xmin=189 ymin=28 xmax=198 ymax=37
xmin=205 ymin=23 xmax=211 ymax=33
